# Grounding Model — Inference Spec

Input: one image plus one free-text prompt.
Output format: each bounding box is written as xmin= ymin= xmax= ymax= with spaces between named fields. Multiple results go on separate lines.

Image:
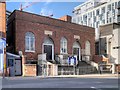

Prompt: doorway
xmin=73 ymin=48 xmax=80 ymax=61
xmin=44 ymin=45 xmax=52 ymax=60
xmin=43 ymin=37 xmax=54 ymax=60
xmin=73 ymin=41 xmax=81 ymax=61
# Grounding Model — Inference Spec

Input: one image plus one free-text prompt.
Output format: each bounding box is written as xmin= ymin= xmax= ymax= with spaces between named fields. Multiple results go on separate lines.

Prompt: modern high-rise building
xmin=72 ymin=0 xmax=120 ymax=40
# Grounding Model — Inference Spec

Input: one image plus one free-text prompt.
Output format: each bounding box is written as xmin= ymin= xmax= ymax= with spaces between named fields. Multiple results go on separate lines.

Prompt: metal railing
xmin=76 ymin=66 xmax=97 ymax=75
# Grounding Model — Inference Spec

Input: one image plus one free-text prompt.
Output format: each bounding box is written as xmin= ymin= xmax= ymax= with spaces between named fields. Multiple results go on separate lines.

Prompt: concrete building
xmin=7 ymin=10 xmax=96 ymax=76
xmin=72 ymin=0 xmax=120 ymax=40
xmin=99 ymin=23 xmax=120 ymax=73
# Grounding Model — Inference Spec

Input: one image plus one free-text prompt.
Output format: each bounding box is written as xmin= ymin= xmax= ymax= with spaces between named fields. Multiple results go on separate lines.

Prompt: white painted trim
xmin=72 ymin=42 xmax=81 ymax=61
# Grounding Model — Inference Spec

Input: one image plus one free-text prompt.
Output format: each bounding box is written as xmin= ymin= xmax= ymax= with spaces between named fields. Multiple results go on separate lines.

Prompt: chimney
xmin=59 ymin=15 xmax=71 ymax=22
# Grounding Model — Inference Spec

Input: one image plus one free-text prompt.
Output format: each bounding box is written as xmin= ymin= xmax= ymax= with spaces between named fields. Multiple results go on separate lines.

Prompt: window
xmin=94 ymin=16 xmax=96 ymax=22
xmin=102 ymin=7 xmax=105 ymax=13
xmin=102 ymin=20 xmax=105 ymax=24
xmin=115 ymin=2 xmax=118 ymax=9
xmin=96 ymin=9 xmax=99 ymax=15
xmin=85 ymin=41 xmax=91 ymax=55
xmin=108 ymin=4 xmax=111 ymax=11
xmin=112 ymin=3 xmax=114 ymax=10
xmin=25 ymin=32 xmax=35 ymax=52
xmin=109 ymin=18 xmax=112 ymax=23
xmin=90 ymin=12 xmax=92 ymax=17
xmin=60 ymin=37 xmax=67 ymax=54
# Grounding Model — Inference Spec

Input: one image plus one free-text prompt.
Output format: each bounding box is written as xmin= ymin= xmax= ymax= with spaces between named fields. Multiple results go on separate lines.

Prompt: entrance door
xmin=73 ymin=41 xmax=81 ymax=61
xmin=14 ymin=59 xmax=22 ymax=76
xmin=73 ymin=48 xmax=79 ymax=60
xmin=44 ymin=45 xmax=52 ymax=60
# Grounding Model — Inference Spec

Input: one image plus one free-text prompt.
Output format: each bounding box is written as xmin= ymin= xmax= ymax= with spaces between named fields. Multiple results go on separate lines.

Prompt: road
xmin=1 ymin=76 xmax=119 ymax=89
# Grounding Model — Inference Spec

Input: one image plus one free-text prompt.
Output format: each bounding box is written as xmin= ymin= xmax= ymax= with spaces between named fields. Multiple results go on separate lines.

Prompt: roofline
xmin=99 ymin=23 xmax=120 ymax=27
xmin=12 ymin=10 xmax=94 ymax=30
xmin=6 ymin=52 xmax=20 ymax=58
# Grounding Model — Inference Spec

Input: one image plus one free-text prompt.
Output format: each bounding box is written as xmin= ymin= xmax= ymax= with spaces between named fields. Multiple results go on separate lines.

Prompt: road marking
xmin=91 ymin=86 xmax=96 ymax=88
xmin=96 ymin=82 xmax=103 ymax=83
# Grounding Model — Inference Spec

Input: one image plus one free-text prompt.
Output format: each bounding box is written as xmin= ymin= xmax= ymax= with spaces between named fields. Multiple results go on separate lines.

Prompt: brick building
xmin=0 ymin=2 xmax=6 ymax=76
xmin=7 ymin=10 xmax=95 ymax=76
xmin=0 ymin=2 xmax=6 ymax=37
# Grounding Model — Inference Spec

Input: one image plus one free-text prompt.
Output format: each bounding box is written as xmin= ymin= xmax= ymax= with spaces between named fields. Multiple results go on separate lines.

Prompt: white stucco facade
xmin=100 ymin=23 xmax=120 ymax=73
xmin=72 ymin=0 xmax=120 ymax=40
xmin=111 ymin=28 xmax=120 ymax=64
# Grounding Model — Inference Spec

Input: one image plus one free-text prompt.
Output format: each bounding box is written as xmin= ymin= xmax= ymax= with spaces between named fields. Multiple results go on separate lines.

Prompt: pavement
xmin=47 ymin=74 xmax=119 ymax=78
xmin=2 ymin=74 xmax=119 ymax=80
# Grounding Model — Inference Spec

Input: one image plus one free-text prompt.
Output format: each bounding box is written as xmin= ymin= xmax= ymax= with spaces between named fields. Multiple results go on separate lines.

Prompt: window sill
xmin=25 ymin=50 xmax=35 ymax=53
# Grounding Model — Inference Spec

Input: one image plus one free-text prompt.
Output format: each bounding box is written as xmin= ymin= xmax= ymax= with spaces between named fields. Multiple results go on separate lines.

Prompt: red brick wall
xmin=7 ymin=10 xmax=95 ymax=61
xmin=92 ymin=55 xmax=102 ymax=63
xmin=59 ymin=15 xmax=72 ymax=22
xmin=24 ymin=64 xmax=37 ymax=76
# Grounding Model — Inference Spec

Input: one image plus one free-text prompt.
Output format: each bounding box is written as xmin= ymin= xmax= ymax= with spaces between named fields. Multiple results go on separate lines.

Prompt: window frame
xmin=60 ymin=37 xmax=67 ymax=54
xmin=25 ymin=32 xmax=35 ymax=52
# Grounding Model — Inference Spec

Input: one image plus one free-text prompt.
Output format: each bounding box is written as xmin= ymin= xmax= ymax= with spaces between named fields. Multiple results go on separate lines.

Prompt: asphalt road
xmin=1 ymin=77 xmax=119 ymax=89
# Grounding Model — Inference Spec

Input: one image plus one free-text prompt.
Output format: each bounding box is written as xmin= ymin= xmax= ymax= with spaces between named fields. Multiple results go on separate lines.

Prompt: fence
xmin=76 ymin=66 xmax=97 ymax=75
xmin=58 ymin=65 xmax=97 ymax=75
xmin=58 ymin=65 xmax=75 ymax=75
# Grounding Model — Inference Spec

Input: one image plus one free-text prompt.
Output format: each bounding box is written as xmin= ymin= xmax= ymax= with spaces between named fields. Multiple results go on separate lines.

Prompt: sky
xmin=6 ymin=2 xmax=83 ymax=18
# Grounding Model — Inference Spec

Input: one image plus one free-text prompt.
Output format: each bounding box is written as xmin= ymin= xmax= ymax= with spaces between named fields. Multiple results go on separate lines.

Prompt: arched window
xmin=85 ymin=41 xmax=90 ymax=55
xmin=60 ymin=37 xmax=67 ymax=54
xmin=25 ymin=32 xmax=35 ymax=52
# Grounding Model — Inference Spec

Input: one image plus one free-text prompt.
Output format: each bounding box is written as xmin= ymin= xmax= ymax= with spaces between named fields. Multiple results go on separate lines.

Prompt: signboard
xmin=68 ymin=56 xmax=76 ymax=65
xmin=74 ymin=35 xmax=80 ymax=40
xmin=44 ymin=30 xmax=53 ymax=35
